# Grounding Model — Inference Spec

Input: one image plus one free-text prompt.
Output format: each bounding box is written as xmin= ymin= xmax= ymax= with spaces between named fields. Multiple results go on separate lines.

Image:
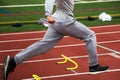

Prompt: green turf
xmin=0 ymin=1 xmax=120 ymax=33
xmin=0 ymin=24 xmax=47 ymax=33
xmin=0 ymin=0 xmax=45 ymax=5
xmin=0 ymin=18 xmax=119 ymax=33
xmin=0 ymin=1 xmax=119 ymax=22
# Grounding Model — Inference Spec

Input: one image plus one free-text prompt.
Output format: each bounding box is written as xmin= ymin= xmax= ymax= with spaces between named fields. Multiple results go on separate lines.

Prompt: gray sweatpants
xmin=15 ymin=11 xmax=98 ymax=67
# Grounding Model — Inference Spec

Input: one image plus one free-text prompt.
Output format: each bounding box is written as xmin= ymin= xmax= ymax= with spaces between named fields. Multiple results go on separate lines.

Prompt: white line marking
xmin=0 ymin=31 xmax=120 ymax=43
xmin=96 ymin=31 xmax=120 ymax=35
xmin=0 ymin=53 xmax=109 ymax=66
xmin=0 ymin=36 xmax=69 ymax=43
xmin=0 ymin=31 xmax=46 ymax=36
xmin=0 ymin=24 xmax=119 ymax=36
xmin=22 ymin=68 xmax=120 ymax=80
xmin=0 ymin=4 xmax=45 ymax=8
xmin=97 ymin=44 xmax=120 ymax=59
xmin=0 ymin=0 xmax=119 ymax=8
xmin=0 ymin=48 xmax=23 ymax=53
xmin=0 ymin=38 xmax=42 ymax=43
xmin=109 ymin=53 xmax=120 ymax=59
xmin=0 ymin=40 xmax=120 ymax=53
xmin=96 ymin=40 xmax=120 ymax=44
xmin=97 ymin=44 xmax=120 ymax=54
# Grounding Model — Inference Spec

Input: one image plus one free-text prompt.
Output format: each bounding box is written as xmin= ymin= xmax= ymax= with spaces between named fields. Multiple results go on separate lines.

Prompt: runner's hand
xmin=47 ymin=16 xmax=55 ymax=24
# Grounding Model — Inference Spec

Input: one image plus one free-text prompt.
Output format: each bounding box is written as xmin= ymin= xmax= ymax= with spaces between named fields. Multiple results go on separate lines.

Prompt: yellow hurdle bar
xmin=57 ymin=54 xmax=78 ymax=70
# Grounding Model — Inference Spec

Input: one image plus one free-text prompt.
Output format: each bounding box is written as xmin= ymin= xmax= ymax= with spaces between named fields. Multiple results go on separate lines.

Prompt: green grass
xmin=0 ymin=18 xmax=119 ymax=33
xmin=0 ymin=24 xmax=47 ymax=33
xmin=0 ymin=0 xmax=45 ymax=5
xmin=0 ymin=1 xmax=120 ymax=33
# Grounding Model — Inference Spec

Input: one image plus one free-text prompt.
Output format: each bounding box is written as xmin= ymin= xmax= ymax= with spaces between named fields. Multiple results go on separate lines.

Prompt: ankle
xmin=10 ymin=57 xmax=16 ymax=67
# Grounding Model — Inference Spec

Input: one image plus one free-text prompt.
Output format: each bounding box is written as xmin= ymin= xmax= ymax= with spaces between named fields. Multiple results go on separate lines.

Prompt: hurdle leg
xmin=32 ymin=74 xmax=41 ymax=80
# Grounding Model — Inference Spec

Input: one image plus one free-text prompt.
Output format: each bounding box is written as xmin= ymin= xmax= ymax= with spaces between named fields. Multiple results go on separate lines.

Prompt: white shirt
xmin=45 ymin=0 xmax=74 ymax=16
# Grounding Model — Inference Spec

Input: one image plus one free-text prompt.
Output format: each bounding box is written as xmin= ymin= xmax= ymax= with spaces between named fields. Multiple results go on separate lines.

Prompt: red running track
xmin=0 ymin=24 xmax=120 ymax=80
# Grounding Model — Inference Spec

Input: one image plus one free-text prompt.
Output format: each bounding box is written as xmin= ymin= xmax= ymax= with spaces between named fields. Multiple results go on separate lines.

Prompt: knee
xmin=90 ymin=30 xmax=96 ymax=37
xmin=84 ymin=30 xmax=96 ymax=42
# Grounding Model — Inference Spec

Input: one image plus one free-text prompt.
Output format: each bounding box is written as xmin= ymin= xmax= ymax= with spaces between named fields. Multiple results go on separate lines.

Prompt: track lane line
xmin=0 ymin=31 xmax=120 ymax=43
xmin=109 ymin=53 xmax=120 ymax=59
xmin=97 ymin=44 xmax=120 ymax=55
xmin=0 ymin=39 xmax=120 ymax=53
xmin=22 ymin=68 xmax=120 ymax=80
xmin=97 ymin=44 xmax=120 ymax=59
xmin=0 ymin=24 xmax=119 ymax=36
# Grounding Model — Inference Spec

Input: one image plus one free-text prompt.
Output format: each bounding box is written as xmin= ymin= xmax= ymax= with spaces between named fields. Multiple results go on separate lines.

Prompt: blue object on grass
xmin=0 ymin=9 xmax=10 ymax=14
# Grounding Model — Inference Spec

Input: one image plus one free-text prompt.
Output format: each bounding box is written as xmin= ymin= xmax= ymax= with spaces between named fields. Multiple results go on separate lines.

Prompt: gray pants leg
xmin=53 ymin=21 xmax=98 ymax=66
xmin=14 ymin=26 xmax=63 ymax=64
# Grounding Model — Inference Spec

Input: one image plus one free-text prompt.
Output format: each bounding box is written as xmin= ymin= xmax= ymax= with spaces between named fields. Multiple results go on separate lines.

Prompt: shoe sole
xmin=89 ymin=68 xmax=109 ymax=74
xmin=2 ymin=55 xmax=10 ymax=80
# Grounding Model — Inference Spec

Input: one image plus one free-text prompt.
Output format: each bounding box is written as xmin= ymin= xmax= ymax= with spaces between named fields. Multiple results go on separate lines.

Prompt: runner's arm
xmin=45 ymin=0 xmax=55 ymax=17
xmin=45 ymin=0 xmax=55 ymax=24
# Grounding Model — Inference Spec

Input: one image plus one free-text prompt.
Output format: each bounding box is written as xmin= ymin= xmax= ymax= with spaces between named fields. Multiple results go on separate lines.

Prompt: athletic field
xmin=0 ymin=0 xmax=120 ymax=80
xmin=0 ymin=0 xmax=120 ymax=33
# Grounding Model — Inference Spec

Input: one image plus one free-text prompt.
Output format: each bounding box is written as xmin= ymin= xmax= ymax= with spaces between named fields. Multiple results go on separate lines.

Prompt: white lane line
xmin=97 ymin=44 xmax=120 ymax=59
xmin=0 ymin=31 xmax=46 ymax=36
xmin=0 ymin=24 xmax=119 ymax=36
xmin=0 ymin=38 xmax=42 ymax=43
xmin=0 ymin=36 xmax=69 ymax=43
xmin=96 ymin=40 xmax=120 ymax=44
xmin=97 ymin=44 xmax=120 ymax=55
xmin=96 ymin=31 xmax=120 ymax=35
xmin=0 ymin=0 xmax=119 ymax=8
xmin=22 ymin=68 xmax=120 ymax=80
xmin=109 ymin=53 xmax=120 ymax=59
xmin=0 ymin=40 xmax=120 ymax=53
xmin=0 ymin=31 xmax=120 ymax=43
xmin=0 ymin=48 xmax=23 ymax=53
xmin=0 ymin=53 xmax=109 ymax=66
